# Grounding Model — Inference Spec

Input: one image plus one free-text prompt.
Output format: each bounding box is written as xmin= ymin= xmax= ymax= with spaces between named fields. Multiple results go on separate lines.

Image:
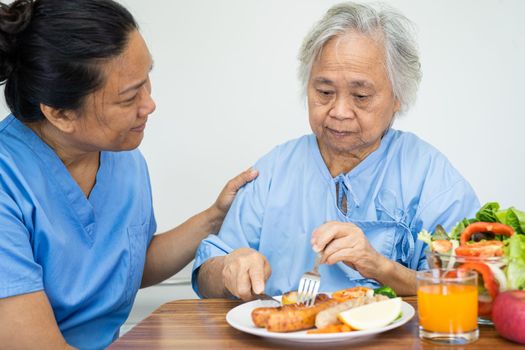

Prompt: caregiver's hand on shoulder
xmin=215 ymin=168 xmax=258 ymax=214
xmin=207 ymin=168 xmax=258 ymax=233
xmin=311 ymin=221 xmax=389 ymax=280
xmin=222 ymin=248 xmax=271 ymax=300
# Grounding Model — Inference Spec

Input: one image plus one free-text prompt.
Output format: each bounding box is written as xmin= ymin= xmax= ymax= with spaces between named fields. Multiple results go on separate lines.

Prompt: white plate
xmin=226 ymin=297 xmax=415 ymax=343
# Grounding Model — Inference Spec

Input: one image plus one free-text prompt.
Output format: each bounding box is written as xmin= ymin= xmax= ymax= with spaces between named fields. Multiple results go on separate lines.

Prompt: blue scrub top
xmin=0 ymin=115 xmax=156 ymax=350
xmin=193 ymin=129 xmax=479 ymax=296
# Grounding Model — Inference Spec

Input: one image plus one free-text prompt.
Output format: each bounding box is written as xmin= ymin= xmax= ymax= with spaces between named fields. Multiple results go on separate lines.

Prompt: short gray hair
xmin=298 ymin=2 xmax=421 ymax=114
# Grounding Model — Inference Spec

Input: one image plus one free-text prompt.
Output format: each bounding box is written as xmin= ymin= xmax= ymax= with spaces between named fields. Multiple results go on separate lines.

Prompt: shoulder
xmin=0 ymin=114 xmax=16 ymax=135
xmin=386 ymin=130 xmax=478 ymax=220
xmin=237 ymin=135 xmax=312 ymax=199
xmin=388 ymin=129 xmax=444 ymax=158
xmin=253 ymin=134 xmax=312 ymax=171
xmin=387 ymin=129 xmax=461 ymax=179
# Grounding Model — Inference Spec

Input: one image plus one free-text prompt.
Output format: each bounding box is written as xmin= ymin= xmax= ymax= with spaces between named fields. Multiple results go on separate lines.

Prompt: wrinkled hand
xmin=213 ymin=168 xmax=258 ymax=216
xmin=310 ymin=221 xmax=387 ymax=280
xmin=222 ymin=248 xmax=271 ymax=300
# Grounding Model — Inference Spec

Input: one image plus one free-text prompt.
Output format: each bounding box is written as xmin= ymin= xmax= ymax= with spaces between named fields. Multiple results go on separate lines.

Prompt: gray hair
xmin=298 ymin=2 xmax=422 ymax=114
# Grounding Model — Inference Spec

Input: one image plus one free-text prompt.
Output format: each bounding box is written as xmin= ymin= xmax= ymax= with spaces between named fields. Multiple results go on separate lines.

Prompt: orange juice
xmin=418 ymin=284 xmax=478 ymax=333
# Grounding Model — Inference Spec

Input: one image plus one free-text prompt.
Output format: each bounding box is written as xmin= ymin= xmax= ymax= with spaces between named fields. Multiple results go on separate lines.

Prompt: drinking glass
xmin=426 ymin=251 xmax=506 ymax=325
xmin=417 ymin=269 xmax=479 ymax=344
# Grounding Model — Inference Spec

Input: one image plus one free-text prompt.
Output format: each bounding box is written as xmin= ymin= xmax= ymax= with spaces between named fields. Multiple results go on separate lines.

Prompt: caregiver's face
xmin=71 ymin=30 xmax=156 ymax=152
xmin=307 ymin=31 xmax=400 ymax=157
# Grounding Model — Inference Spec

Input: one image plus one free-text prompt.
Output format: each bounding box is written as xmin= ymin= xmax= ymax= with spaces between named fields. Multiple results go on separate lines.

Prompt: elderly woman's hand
xmin=310 ymin=221 xmax=390 ymax=280
xmin=222 ymin=248 xmax=271 ymax=300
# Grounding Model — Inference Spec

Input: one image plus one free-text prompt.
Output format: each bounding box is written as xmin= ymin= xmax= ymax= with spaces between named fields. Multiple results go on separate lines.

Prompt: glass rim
xmin=425 ymin=250 xmax=506 ymax=263
xmin=416 ymin=268 xmax=478 ymax=283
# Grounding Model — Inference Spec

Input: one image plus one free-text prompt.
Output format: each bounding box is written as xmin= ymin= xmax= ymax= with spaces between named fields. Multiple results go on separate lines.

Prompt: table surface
xmin=108 ymin=296 xmax=522 ymax=349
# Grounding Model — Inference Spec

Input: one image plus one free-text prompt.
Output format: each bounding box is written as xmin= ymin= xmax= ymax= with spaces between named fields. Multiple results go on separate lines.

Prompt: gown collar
xmin=309 ymin=128 xmax=393 ymax=182
xmin=308 ymin=129 xmax=394 ymax=213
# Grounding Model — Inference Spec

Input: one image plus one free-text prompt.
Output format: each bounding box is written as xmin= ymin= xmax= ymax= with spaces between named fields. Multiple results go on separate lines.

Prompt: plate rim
xmin=225 ymin=296 xmax=415 ymax=343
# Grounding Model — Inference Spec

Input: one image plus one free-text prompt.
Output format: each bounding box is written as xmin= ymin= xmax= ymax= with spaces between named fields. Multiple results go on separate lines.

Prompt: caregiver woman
xmin=0 ymin=0 xmax=257 ymax=349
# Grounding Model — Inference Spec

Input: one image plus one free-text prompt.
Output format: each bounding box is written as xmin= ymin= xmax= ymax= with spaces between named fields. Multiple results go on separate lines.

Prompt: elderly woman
xmin=193 ymin=2 xmax=479 ymax=299
xmin=0 ymin=0 xmax=256 ymax=349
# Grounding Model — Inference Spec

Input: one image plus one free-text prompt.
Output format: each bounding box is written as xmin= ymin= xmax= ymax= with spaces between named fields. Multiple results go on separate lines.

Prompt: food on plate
xmin=265 ymin=298 xmax=339 ymax=332
xmin=331 ymin=286 xmax=373 ymax=302
xmin=251 ymin=293 xmax=331 ymax=330
xmin=373 ymin=286 xmax=397 ymax=299
xmin=281 ymin=291 xmax=298 ymax=305
xmin=307 ymin=323 xmax=353 ymax=334
xmin=418 ymin=202 xmax=525 ymax=321
xmin=251 ymin=286 xmax=398 ymax=333
xmin=315 ymin=294 xmax=388 ymax=329
xmin=492 ymin=290 xmax=525 ymax=344
xmin=338 ymin=297 xmax=402 ymax=330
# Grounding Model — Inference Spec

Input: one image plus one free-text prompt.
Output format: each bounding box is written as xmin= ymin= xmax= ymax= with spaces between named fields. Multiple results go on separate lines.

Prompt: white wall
xmin=119 ymin=0 xmax=525 ymax=235
xmin=2 ymin=0 xmax=525 ymax=323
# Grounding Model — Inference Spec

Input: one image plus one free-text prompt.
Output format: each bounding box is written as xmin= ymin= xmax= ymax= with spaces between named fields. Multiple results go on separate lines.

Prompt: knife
xmin=253 ymin=293 xmax=281 ymax=304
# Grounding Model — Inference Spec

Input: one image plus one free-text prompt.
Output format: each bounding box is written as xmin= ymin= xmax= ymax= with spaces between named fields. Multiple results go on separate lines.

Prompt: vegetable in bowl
xmin=418 ymin=202 xmax=525 ymax=324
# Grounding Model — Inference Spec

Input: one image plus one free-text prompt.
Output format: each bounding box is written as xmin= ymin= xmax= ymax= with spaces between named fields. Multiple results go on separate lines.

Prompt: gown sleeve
xmin=409 ymin=178 xmax=480 ymax=270
xmin=191 ymin=150 xmax=277 ymax=297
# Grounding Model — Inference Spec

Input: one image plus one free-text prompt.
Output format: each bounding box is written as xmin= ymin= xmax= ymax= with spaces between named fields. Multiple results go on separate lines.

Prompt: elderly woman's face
xmin=69 ymin=30 xmax=155 ymax=152
xmin=307 ymin=31 xmax=400 ymax=158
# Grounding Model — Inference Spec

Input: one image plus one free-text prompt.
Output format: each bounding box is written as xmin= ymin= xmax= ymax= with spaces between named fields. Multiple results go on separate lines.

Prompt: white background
xmin=121 ymin=0 xmax=525 ymax=235
xmin=1 ymin=0 xmax=525 ymax=324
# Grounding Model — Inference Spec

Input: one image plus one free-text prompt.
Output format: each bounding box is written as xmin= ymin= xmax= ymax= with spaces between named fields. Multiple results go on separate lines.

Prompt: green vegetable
xmin=449 ymin=218 xmax=472 ymax=240
xmin=505 ymin=234 xmax=525 ymax=290
xmin=374 ymin=286 xmax=397 ymax=298
xmin=475 ymin=202 xmax=500 ymax=223
xmin=449 ymin=202 xmax=525 ymax=239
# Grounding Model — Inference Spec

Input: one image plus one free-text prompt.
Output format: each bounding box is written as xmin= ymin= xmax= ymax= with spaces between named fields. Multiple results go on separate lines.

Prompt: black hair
xmin=0 ymin=0 xmax=138 ymax=122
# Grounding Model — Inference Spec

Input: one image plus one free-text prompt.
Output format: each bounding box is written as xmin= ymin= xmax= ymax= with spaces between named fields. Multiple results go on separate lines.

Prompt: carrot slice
xmin=307 ymin=324 xmax=354 ymax=334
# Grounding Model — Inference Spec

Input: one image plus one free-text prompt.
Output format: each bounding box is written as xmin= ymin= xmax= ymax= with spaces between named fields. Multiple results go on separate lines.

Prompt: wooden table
xmin=108 ymin=296 xmax=522 ymax=349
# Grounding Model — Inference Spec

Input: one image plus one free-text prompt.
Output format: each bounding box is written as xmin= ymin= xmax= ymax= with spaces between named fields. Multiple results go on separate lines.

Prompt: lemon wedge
xmin=338 ymin=297 xmax=402 ymax=330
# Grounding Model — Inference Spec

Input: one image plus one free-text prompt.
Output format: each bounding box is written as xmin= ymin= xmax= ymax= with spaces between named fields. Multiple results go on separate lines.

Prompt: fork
xmin=297 ymin=252 xmax=322 ymax=307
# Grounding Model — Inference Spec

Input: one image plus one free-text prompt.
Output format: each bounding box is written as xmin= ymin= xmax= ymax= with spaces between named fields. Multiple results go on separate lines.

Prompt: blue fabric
xmin=193 ymin=129 xmax=479 ymax=296
xmin=0 ymin=115 xmax=156 ymax=350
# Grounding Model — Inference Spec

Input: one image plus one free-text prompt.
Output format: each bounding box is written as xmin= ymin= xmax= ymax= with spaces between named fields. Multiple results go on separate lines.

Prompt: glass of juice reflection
xmin=417 ymin=269 xmax=479 ymax=344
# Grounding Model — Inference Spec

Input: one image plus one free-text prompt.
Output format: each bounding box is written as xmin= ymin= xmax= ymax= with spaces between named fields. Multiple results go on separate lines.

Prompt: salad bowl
xmin=419 ymin=202 xmax=525 ymax=326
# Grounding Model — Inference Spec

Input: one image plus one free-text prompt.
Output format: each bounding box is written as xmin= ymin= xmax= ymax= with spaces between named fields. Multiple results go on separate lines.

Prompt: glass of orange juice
xmin=417 ymin=269 xmax=479 ymax=344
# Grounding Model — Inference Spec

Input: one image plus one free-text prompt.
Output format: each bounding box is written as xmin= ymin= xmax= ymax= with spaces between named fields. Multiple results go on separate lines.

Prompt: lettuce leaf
xmin=449 ymin=218 xmax=473 ymax=240
xmin=449 ymin=202 xmax=525 ymax=239
xmin=496 ymin=208 xmax=525 ymax=235
xmin=505 ymin=234 xmax=525 ymax=290
xmin=475 ymin=202 xmax=500 ymax=222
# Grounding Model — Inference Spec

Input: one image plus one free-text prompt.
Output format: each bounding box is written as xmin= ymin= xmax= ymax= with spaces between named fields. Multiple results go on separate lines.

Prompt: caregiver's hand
xmin=210 ymin=168 xmax=258 ymax=223
xmin=310 ymin=221 xmax=388 ymax=280
xmin=222 ymin=248 xmax=271 ymax=300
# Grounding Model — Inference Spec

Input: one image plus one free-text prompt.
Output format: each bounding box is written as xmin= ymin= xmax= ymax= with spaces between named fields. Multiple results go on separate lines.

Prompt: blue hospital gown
xmin=193 ymin=129 xmax=479 ymax=296
xmin=0 ymin=115 xmax=156 ymax=349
